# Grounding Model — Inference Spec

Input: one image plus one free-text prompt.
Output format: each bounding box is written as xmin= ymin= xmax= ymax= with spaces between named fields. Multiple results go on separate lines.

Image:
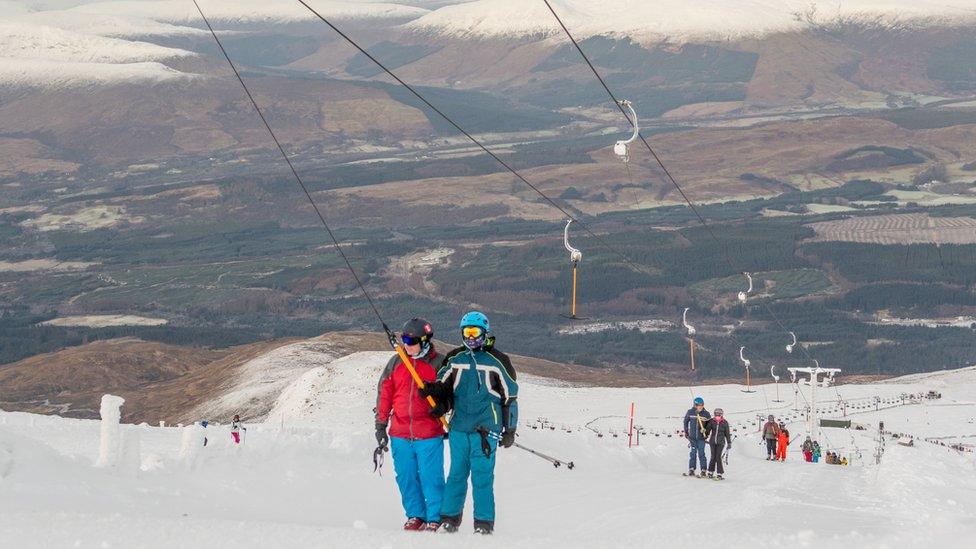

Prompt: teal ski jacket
xmin=437 ymin=345 xmax=518 ymax=435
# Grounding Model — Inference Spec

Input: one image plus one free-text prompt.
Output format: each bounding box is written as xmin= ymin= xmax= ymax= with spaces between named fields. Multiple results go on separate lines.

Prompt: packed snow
xmin=407 ymin=0 xmax=976 ymax=41
xmin=2 ymin=347 xmax=975 ymax=548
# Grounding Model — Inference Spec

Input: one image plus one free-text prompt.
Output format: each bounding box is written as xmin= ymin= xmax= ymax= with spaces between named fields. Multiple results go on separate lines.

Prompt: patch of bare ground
xmin=806 ymin=213 xmax=976 ymax=245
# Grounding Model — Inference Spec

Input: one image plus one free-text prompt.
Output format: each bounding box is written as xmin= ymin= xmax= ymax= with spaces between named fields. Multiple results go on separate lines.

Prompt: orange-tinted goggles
xmin=462 ymin=326 xmax=484 ymax=339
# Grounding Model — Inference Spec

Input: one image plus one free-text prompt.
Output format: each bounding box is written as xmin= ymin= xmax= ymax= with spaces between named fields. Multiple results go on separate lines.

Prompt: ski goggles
xmin=401 ymin=334 xmax=428 ymax=346
xmin=462 ymin=326 xmax=484 ymax=339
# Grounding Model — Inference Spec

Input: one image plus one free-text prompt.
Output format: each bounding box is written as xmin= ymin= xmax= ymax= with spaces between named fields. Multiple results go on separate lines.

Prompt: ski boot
xmin=715 ymin=474 xmax=724 ymax=481
xmin=684 ymin=469 xmax=695 ymax=477
xmin=422 ymin=522 xmax=441 ymax=533
xmin=707 ymin=472 xmax=714 ymax=479
xmin=403 ymin=518 xmax=425 ymax=531
xmin=439 ymin=515 xmax=461 ymax=534
xmin=473 ymin=520 xmax=494 ymax=535
xmin=698 ymin=470 xmax=707 ymax=478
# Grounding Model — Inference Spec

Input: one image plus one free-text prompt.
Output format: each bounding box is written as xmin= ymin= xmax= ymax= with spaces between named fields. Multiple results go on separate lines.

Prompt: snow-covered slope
xmin=2 ymin=348 xmax=975 ymax=547
xmin=67 ymin=0 xmax=430 ymax=25
xmin=0 ymin=0 xmax=431 ymax=88
xmin=407 ymin=0 xmax=976 ymax=41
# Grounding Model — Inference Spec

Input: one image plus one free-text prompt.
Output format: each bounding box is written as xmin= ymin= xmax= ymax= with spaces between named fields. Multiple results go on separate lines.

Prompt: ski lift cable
xmin=285 ymin=0 xmax=801 ymax=379
xmin=541 ymin=0 xmax=825 ymax=367
xmin=190 ymin=0 xmax=387 ymax=333
xmin=291 ymin=0 xmax=654 ymax=280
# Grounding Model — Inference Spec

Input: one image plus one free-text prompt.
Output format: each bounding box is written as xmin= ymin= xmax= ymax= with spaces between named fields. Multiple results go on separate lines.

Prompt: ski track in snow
xmin=2 ymin=349 xmax=976 ymax=547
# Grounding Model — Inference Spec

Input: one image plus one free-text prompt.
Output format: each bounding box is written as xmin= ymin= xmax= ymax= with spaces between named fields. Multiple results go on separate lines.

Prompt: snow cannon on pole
xmin=561 ymin=219 xmax=586 ymax=320
xmin=613 ymin=100 xmax=639 ymax=163
xmin=740 ymin=346 xmax=756 ymax=393
xmin=786 ymin=331 xmax=797 ymax=354
xmin=737 ymin=272 xmax=754 ymax=303
xmin=683 ymin=308 xmax=696 ymax=371
xmin=771 ymin=365 xmax=783 ymax=402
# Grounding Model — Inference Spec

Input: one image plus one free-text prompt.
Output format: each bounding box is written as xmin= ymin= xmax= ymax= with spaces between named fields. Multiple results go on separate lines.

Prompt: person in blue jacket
xmin=683 ymin=397 xmax=711 ymax=477
xmin=420 ymin=311 xmax=518 ymax=535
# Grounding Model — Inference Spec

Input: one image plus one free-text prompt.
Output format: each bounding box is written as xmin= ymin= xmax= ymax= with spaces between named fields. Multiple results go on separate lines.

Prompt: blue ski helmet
xmin=459 ymin=311 xmax=490 ymax=332
xmin=693 ymin=397 xmax=704 ymax=406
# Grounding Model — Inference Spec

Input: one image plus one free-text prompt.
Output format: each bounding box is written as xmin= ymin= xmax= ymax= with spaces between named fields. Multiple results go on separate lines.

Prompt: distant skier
xmin=683 ymin=397 xmax=711 ymax=477
xmin=762 ymin=415 xmax=780 ymax=461
xmin=704 ymin=407 xmax=732 ymax=480
xmin=420 ymin=311 xmax=518 ymax=535
xmin=776 ymin=422 xmax=790 ymax=461
xmin=375 ymin=318 xmax=447 ymax=532
xmin=812 ymin=441 xmax=821 ymax=463
xmin=802 ymin=436 xmax=814 ymax=462
xmin=201 ymin=420 xmax=209 ymax=447
xmin=231 ymin=414 xmax=245 ymax=444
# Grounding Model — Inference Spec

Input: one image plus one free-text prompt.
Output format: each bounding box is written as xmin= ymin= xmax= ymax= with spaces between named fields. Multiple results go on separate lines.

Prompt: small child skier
xmin=812 ymin=441 xmax=821 ymax=463
xmin=231 ymin=414 xmax=245 ymax=444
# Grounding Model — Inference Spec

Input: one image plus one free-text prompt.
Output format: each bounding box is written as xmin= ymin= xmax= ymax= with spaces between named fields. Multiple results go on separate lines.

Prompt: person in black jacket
xmin=704 ymin=407 xmax=732 ymax=479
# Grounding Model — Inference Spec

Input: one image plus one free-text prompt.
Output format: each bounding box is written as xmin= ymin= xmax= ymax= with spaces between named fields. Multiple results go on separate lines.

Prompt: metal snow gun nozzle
xmin=683 ymin=308 xmax=697 ymax=372
xmin=564 ymin=219 xmax=582 ymax=265
xmin=682 ymin=307 xmax=696 ymax=338
xmin=737 ymin=272 xmax=753 ymax=303
xmin=786 ymin=331 xmax=797 ymax=354
xmin=613 ymin=99 xmax=638 ymax=163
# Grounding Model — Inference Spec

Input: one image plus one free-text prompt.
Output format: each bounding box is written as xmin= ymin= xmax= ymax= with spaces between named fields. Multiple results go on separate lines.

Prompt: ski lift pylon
xmin=613 ymin=99 xmax=639 ymax=163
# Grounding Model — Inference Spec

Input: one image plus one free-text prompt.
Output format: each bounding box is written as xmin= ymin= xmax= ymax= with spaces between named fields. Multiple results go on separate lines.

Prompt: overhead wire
xmin=293 ymin=0 xmax=657 ymax=280
xmin=190 ymin=0 xmax=392 ymax=337
xmin=540 ymin=0 xmax=828 ymax=369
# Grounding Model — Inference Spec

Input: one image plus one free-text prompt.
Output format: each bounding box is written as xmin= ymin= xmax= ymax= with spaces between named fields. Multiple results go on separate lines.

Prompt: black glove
xmin=419 ymin=381 xmax=451 ymax=400
xmin=727 ymin=442 xmax=732 ymax=450
xmin=429 ymin=397 xmax=452 ymax=418
xmin=375 ymin=423 xmax=389 ymax=448
xmin=500 ymin=429 xmax=516 ymax=449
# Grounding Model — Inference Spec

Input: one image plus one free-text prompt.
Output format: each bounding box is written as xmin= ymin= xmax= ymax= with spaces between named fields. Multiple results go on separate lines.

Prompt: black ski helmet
xmin=401 ymin=317 xmax=433 ymax=346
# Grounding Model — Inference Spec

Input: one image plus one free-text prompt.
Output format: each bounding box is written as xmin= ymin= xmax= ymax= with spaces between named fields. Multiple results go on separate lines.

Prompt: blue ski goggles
xmin=401 ymin=334 xmax=429 ymax=346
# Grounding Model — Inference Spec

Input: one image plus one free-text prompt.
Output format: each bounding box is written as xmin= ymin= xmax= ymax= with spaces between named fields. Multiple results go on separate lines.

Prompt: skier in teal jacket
xmin=420 ymin=311 xmax=518 ymax=535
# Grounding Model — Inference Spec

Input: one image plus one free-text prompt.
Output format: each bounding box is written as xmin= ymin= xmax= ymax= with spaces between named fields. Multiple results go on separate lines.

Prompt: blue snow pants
xmin=390 ymin=436 xmax=445 ymax=522
xmin=441 ymin=430 xmax=497 ymax=522
xmin=689 ymin=438 xmax=707 ymax=470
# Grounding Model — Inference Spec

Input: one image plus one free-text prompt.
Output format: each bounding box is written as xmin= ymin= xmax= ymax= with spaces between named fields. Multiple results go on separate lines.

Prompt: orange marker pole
xmin=628 ymin=402 xmax=635 ymax=448
xmin=394 ymin=344 xmax=449 ymax=429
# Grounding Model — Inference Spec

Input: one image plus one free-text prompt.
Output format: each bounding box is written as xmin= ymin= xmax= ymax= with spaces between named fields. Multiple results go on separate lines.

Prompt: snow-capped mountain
xmin=408 ymin=0 xmax=976 ymax=41
xmin=0 ymin=0 xmax=432 ymax=87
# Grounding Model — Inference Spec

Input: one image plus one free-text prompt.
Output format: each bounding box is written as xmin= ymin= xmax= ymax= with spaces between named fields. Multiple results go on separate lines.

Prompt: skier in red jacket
xmin=375 ymin=318 xmax=447 ymax=532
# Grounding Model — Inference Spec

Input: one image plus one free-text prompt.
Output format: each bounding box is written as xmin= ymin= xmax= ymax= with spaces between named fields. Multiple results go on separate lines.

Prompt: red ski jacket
xmin=374 ymin=348 xmax=445 ymax=440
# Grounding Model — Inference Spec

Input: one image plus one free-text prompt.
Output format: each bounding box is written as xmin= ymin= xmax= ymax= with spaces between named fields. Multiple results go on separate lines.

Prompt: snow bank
xmin=408 ymin=0 xmax=976 ymax=41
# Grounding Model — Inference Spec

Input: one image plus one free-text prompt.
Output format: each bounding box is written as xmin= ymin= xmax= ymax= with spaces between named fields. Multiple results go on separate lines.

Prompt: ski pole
xmin=486 ymin=431 xmax=575 ymax=469
xmin=515 ymin=442 xmax=575 ymax=469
